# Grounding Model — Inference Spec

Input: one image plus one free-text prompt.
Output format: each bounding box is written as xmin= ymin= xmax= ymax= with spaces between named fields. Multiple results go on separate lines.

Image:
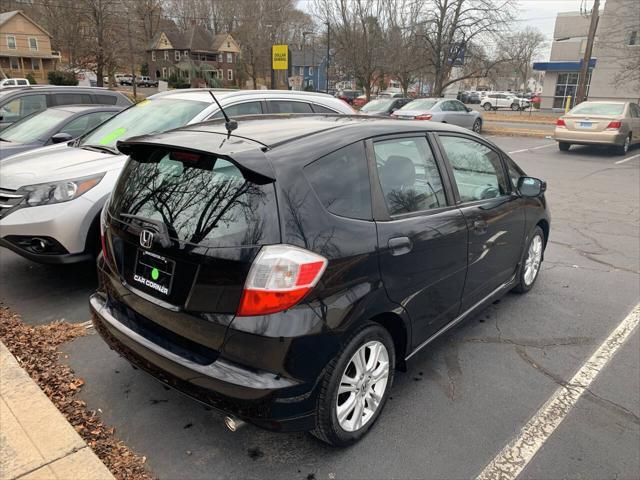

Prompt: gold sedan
xmin=554 ymin=101 xmax=640 ymax=155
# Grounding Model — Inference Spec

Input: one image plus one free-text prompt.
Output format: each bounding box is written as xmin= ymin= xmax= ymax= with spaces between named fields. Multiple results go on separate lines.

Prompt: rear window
xmin=110 ymin=151 xmax=279 ymax=247
xmin=400 ymin=99 xmax=438 ymax=111
xmin=95 ymin=94 xmax=118 ymax=105
xmin=570 ymin=103 xmax=625 ymax=116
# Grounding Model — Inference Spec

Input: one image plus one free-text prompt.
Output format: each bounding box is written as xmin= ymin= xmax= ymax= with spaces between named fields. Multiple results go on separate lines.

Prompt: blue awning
xmin=532 ymin=59 xmax=596 ymax=71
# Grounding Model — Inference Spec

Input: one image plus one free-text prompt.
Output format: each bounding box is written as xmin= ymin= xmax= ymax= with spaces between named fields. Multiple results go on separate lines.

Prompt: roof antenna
xmin=208 ymin=90 xmax=237 ymax=138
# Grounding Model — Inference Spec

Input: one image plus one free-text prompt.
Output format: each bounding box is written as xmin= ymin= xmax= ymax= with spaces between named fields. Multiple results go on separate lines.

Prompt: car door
xmin=435 ymin=134 xmax=525 ymax=310
xmin=439 ymin=100 xmax=458 ymax=125
xmin=629 ymin=103 xmax=640 ymax=142
xmin=370 ymin=134 xmax=468 ymax=347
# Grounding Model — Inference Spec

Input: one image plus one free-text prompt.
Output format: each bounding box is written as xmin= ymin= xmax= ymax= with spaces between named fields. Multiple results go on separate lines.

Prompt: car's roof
xmin=50 ymin=104 xmax=124 ymax=113
xmin=576 ymin=100 xmax=627 ymax=105
xmin=129 ymin=114 xmax=475 ymax=151
xmin=150 ymin=88 xmax=339 ymax=102
xmin=0 ymin=85 xmax=121 ymax=97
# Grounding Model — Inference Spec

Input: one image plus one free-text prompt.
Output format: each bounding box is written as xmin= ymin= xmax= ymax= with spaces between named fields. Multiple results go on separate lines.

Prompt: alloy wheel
xmin=336 ymin=341 xmax=390 ymax=432
xmin=473 ymin=120 xmax=482 ymax=133
xmin=524 ymin=234 xmax=543 ymax=286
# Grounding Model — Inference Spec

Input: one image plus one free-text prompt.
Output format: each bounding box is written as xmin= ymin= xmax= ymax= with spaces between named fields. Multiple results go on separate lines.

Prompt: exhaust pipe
xmin=224 ymin=415 xmax=246 ymax=432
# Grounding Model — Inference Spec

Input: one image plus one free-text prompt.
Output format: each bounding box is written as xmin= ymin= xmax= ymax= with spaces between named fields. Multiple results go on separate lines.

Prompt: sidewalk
xmin=0 ymin=342 xmax=114 ymax=480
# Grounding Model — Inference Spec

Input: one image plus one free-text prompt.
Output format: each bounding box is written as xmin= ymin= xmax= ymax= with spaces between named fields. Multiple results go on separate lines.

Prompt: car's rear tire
xmin=615 ymin=134 xmax=631 ymax=156
xmin=472 ymin=119 xmax=482 ymax=134
xmin=483 ymin=103 xmax=492 ymax=111
xmin=558 ymin=142 xmax=571 ymax=152
xmin=511 ymin=103 xmax=520 ymax=111
xmin=311 ymin=323 xmax=395 ymax=447
xmin=513 ymin=226 xmax=545 ymax=293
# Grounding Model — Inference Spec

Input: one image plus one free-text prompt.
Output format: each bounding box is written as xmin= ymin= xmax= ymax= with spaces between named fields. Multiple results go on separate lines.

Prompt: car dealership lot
xmin=1 ymin=137 xmax=638 ymax=479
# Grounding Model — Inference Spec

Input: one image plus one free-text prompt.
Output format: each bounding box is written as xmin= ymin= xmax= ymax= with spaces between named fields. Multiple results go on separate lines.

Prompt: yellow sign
xmin=272 ymin=45 xmax=289 ymax=70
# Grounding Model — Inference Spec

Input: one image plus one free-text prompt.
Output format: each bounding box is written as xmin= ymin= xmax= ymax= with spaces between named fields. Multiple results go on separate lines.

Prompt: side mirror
xmin=518 ymin=176 xmax=546 ymax=197
xmin=51 ymin=132 xmax=74 ymax=144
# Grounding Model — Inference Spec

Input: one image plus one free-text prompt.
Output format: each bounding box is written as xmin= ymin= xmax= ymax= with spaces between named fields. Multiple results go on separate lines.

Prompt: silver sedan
xmin=391 ymin=98 xmax=483 ymax=133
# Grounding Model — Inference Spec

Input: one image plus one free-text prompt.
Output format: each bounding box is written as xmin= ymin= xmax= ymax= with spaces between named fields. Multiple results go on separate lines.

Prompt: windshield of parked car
xmin=79 ymin=98 xmax=209 ymax=150
xmin=570 ymin=103 xmax=625 ymax=116
xmin=361 ymin=99 xmax=394 ymax=112
xmin=399 ymin=99 xmax=439 ymax=111
xmin=0 ymin=108 xmax=72 ymax=143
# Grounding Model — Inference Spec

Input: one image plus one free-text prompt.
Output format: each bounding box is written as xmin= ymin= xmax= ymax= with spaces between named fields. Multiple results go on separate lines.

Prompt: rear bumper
xmin=554 ymin=128 xmax=627 ymax=145
xmin=90 ymin=291 xmax=318 ymax=432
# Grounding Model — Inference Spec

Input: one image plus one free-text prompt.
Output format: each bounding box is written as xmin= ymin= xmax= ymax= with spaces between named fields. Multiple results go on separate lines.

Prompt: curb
xmin=0 ymin=341 xmax=115 ymax=480
xmin=482 ymin=125 xmax=551 ymax=138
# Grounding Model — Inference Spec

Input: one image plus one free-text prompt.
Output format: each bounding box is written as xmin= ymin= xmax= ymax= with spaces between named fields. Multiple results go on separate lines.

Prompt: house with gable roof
xmin=147 ymin=24 xmax=240 ymax=88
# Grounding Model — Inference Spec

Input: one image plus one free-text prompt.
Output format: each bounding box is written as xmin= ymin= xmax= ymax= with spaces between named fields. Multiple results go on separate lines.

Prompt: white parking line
xmin=615 ymin=153 xmax=640 ymax=165
xmin=508 ymin=143 xmax=556 ymax=154
xmin=476 ymin=303 xmax=640 ymax=480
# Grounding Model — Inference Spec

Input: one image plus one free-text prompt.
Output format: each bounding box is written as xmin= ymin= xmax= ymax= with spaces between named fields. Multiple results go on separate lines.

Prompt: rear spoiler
xmin=117 ymin=134 xmax=276 ymax=184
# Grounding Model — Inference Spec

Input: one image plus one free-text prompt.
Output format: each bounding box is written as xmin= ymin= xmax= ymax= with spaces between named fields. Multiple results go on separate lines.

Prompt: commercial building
xmin=533 ymin=0 xmax=640 ymax=110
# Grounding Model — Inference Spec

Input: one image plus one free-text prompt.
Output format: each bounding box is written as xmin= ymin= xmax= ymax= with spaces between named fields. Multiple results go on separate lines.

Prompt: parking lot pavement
xmin=1 ymin=136 xmax=638 ymax=479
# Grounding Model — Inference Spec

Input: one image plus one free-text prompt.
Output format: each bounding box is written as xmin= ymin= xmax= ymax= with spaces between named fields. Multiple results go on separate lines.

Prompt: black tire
xmin=311 ymin=323 xmax=395 ymax=447
xmin=483 ymin=102 xmax=492 ymax=111
xmin=511 ymin=103 xmax=520 ymax=111
xmin=614 ymin=134 xmax=631 ymax=156
xmin=472 ymin=119 xmax=482 ymax=134
xmin=513 ymin=226 xmax=545 ymax=294
xmin=558 ymin=142 xmax=571 ymax=152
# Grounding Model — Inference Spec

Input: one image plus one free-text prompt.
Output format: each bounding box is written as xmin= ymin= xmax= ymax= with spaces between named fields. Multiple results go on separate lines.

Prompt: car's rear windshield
xmin=399 ymin=99 xmax=439 ymax=111
xmin=110 ymin=150 xmax=279 ymax=247
xmin=79 ymin=98 xmax=209 ymax=149
xmin=0 ymin=108 xmax=72 ymax=143
xmin=361 ymin=99 xmax=394 ymax=112
xmin=570 ymin=103 xmax=625 ymax=116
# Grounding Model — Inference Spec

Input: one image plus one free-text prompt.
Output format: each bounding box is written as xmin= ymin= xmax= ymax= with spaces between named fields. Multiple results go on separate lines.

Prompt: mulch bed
xmin=0 ymin=304 xmax=154 ymax=480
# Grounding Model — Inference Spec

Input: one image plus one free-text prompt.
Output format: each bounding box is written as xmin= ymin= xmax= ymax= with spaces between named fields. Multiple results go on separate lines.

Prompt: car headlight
xmin=18 ymin=173 xmax=105 ymax=207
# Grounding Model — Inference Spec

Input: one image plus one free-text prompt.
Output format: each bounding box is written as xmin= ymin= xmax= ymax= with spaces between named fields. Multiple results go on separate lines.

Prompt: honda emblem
xmin=140 ymin=229 xmax=154 ymax=249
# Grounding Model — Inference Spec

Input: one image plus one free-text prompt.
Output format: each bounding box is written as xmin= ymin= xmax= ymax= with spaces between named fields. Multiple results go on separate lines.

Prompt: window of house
xmin=164 ymin=50 xmax=169 ymax=60
xmin=7 ymin=35 xmax=16 ymax=49
xmin=218 ymin=53 xmax=223 ymax=62
xmin=29 ymin=37 xmax=38 ymax=51
xmin=162 ymin=67 xmax=167 ymax=78
xmin=629 ymin=30 xmax=638 ymax=46
xmin=151 ymin=51 xmax=156 ymax=61
xmin=10 ymin=57 xmax=19 ymax=69
xmin=184 ymin=50 xmax=189 ymax=58
xmin=31 ymin=58 xmax=40 ymax=70
xmin=299 ymin=66 xmax=304 ymax=76
xmin=374 ymin=137 xmax=446 ymax=215
xmin=175 ymin=50 xmax=180 ymax=61
xmin=309 ymin=66 xmax=313 ymax=75
xmin=553 ymin=71 xmax=592 ymax=109
xmin=305 ymin=142 xmax=372 ymax=220
xmin=217 ymin=69 xmax=223 ymax=79
xmin=227 ymin=69 xmax=233 ymax=81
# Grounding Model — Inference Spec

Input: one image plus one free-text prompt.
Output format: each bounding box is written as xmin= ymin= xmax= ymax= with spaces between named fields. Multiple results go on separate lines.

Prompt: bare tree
xmin=418 ymin=0 xmax=515 ymax=97
xmin=499 ymin=26 xmax=546 ymax=91
xmin=314 ymin=0 xmax=387 ymax=100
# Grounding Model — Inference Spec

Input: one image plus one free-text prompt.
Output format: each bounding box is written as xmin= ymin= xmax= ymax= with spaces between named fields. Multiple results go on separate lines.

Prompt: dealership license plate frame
xmin=134 ymin=249 xmax=176 ymax=296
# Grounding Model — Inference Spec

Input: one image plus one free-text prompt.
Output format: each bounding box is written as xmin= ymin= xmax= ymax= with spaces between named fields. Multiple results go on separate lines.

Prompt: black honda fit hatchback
xmin=91 ymin=115 xmax=549 ymax=446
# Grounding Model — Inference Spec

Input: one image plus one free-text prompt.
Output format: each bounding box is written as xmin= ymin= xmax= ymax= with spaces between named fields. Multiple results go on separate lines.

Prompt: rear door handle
xmin=388 ymin=236 xmax=412 ymax=256
xmin=473 ymin=220 xmax=488 ymax=234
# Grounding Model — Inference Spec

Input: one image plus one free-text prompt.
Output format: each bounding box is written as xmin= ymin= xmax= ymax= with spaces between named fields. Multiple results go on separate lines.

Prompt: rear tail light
xmin=556 ymin=118 xmax=566 ymax=127
xmin=606 ymin=120 xmax=622 ymax=130
xmin=415 ymin=114 xmax=432 ymax=120
xmin=237 ymin=245 xmax=328 ymax=316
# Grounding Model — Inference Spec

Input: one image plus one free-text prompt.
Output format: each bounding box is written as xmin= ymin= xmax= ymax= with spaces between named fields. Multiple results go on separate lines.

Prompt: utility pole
xmin=575 ymin=0 xmax=600 ymax=106
xmin=127 ymin=18 xmax=137 ymax=100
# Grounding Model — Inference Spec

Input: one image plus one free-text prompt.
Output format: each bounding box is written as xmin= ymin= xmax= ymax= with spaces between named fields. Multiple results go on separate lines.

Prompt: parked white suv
xmin=0 ymin=78 xmax=30 ymax=88
xmin=481 ymin=92 xmax=529 ymax=111
xmin=0 ymin=89 xmax=354 ymax=263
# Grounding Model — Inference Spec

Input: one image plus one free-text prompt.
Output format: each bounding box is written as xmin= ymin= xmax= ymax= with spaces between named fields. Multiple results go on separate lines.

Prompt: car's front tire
xmin=513 ymin=226 xmax=545 ymax=293
xmin=311 ymin=323 xmax=395 ymax=447
xmin=558 ymin=142 xmax=571 ymax=151
xmin=472 ymin=119 xmax=482 ymax=134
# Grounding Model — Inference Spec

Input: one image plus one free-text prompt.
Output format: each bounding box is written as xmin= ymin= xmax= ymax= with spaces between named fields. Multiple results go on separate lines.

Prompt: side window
xmin=374 ymin=137 xmax=447 ymax=216
xmin=439 ymin=136 xmax=508 ymax=202
xmin=440 ymin=101 xmax=454 ymax=112
xmin=58 ymin=112 xmax=115 ymax=138
xmin=268 ymin=101 xmax=313 ymax=114
xmin=211 ymin=101 xmax=263 ymax=119
xmin=452 ymin=101 xmax=466 ymax=111
xmin=54 ymin=93 xmax=92 ymax=106
xmin=630 ymin=103 xmax=640 ymax=118
xmin=311 ymin=104 xmax=337 ymax=114
xmin=95 ymin=94 xmax=118 ymax=105
xmin=0 ymin=94 xmax=47 ymax=122
xmin=304 ymin=142 xmax=372 ymax=220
